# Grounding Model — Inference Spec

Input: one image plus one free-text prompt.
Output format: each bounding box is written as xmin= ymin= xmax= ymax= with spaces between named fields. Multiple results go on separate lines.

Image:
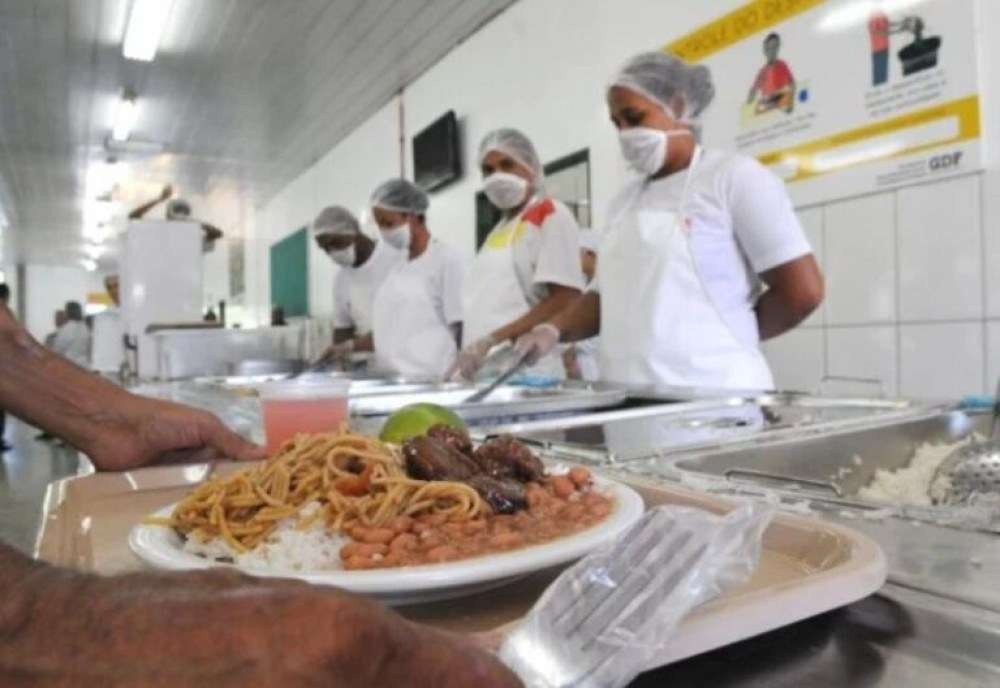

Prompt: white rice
xmin=856 ymin=436 xmax=979 ymax=506
xmin=182 ymin=502 xmax=348 ymax=572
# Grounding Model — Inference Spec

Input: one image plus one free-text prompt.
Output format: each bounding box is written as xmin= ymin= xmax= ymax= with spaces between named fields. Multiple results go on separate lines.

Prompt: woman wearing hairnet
xmin=369 ymin=179 xmax=465 ymax=378
xmin=516 ymin=52 xmax=823 ymax=390
xmin=447 ymin=129 xmax=585 ymax=381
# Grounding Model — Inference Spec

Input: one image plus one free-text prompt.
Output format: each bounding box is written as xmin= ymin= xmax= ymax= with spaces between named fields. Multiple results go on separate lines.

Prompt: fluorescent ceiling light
xmin=122 ymin=0 xmax=173 ymax=62
xmin=79 ymin=258 xmax=98 ymax=272
xmin=112 ymin=93 xmax=138 ymax=142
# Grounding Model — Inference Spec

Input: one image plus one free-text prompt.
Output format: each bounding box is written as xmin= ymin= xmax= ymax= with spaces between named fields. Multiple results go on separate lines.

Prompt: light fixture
xmin=122 ymin=0 xmax=173 ymax=62
xmin=112 ymin=91 xmax=138 ymax=142
xmin=79 ymin=258 xmax=98 ymax=272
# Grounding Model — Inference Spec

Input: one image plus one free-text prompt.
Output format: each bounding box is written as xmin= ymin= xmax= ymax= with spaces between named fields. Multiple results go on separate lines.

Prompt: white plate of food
xmin=129 ymin=427 xmax=644 ymax=605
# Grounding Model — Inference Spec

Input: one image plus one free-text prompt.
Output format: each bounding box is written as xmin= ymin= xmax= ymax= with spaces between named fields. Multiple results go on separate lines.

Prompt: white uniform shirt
xmin=91 ymin=308 xmax=124 ymax=373
xmin=600 ymin=148 xmax=812 ymax=349
xmin=463 ymin=197 xmax=584 ymax=347
xmin=332 ymin=239 xmax=402 ymax=336
xmin=372 ymin=240 xmax=465 ymax=378
xmin=52 ymin=320 xmax=91 ymax=367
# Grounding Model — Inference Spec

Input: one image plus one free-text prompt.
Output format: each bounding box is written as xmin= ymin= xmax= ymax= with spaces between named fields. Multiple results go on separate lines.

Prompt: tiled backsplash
xmin=763 ymin=172 xmax=994 ymax=401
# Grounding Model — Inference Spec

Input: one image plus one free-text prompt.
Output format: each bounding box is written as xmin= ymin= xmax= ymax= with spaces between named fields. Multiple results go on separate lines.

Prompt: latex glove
xmin=513 ymin=323 xmax=560 ymax=366
xmin=446 ymin=335 xmax=497 ymax=381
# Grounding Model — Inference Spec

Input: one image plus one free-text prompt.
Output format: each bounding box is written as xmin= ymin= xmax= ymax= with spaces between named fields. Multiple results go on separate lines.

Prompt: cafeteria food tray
xmin=34 ymin=462 xmax=885 ymax=672
xmin=489 ymin=393 xmax=928 ymax=463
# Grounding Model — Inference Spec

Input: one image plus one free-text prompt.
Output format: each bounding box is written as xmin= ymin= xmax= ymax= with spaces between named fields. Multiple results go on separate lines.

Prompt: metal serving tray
xmin=349 ymin=382 xmax=630 ymax=422
xmin=489 ymin=393 xmax=924 ymax=463
xmin=192 ymin=373 xmax=445 ymax=397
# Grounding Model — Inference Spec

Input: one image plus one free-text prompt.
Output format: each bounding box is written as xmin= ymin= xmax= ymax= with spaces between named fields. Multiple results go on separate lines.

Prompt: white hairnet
xmin=312 ymin=205 xmax=359 ymax=237
xmin=370 ymin=178 xmax=429 ymax=215
xmin=578 ymin=228 xmax=600 ymax=254
xmin=478 ymin=128 xmax=542 ymax=179
xmin=610 ymin=51 xmax=715 ymax=123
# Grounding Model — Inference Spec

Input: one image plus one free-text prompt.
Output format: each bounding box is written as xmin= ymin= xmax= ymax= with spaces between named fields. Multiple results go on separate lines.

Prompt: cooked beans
xmin=338 ymin=468 xmax=612 ymax=570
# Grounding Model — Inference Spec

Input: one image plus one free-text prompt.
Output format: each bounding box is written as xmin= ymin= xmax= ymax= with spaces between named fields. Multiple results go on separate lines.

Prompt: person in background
xmin=448 ymin=129 xmax=584 ymax=381
xmin=51 ymin=301 xmax=91 ymax=368
xmin=561 ymin=229 xmax=600 ymax=382
xmin=369 ymin=179 xmax=465 ymax=378
xmin=43 ymin=309 xmax=66 ymax=348
xmin=271 ymin=305 xmax=288 ymax=326
xmin=517 ymin=52 xmax=823 ymax=390
xmin=312 ymin=205 xmax=402 ymax=362
xmin=90 ymin=274 xmax=125 ymax=376
xmin=129 ymin=184 xmax=224 ymax=250
xmin=0 ymin=282 xmax=8 ymax=451
xmin=0 ymin=299 xmax=517 ymax=686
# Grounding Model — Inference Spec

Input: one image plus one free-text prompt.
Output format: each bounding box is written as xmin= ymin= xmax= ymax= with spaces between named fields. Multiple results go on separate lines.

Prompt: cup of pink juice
xmin=258 ymin=377 xmax=351 ymax=454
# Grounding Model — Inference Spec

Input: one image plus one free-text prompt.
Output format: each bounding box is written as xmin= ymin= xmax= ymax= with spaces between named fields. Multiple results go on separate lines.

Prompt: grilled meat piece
xmin=403 ymin=436 xmax=479 ymax=481
xmin=465 ymin=475 xmax=527 ymax=514
xmin=426 ymin=424 xmax=473 ymax=456
xmin=471 ymin=435 xmax=545 ymax=482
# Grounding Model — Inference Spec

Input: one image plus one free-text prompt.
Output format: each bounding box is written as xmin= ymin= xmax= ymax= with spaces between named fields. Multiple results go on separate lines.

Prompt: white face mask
xmin=618 ymin=127 xmax=691 ymax=176
xmin=381 ymin=221 xmax=411 ymax=250
xmin=483 ymin=172 xmax=529 ymax=210
xmin=326 ymin=243 xmax=356 ymax=267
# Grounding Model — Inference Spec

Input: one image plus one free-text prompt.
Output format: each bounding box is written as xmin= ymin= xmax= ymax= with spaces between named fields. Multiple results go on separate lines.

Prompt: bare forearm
xmin=491 ymin=287 xmax=581 ymax=344
xmin=756 ymin=289 xmax=814 ymax=340
xmin=550 ymin=291 xmax=600 ymax=343
xmin=0 ymin=305 xmax=128 ymax=454
xmin=128 ymin=198 xmax=160 ymax=220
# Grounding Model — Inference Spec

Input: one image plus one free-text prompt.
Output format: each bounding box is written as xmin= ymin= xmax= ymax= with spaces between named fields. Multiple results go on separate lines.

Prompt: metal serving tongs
xmin=463 ymin=349 xmax=532 ymax=404
xmin=930 ymin=377 xmax=1000 ymax=505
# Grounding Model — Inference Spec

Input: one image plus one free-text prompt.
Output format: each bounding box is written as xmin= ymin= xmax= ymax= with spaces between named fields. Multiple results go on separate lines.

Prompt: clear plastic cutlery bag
xmin=499 ymin=501 xmax=774 ymax=688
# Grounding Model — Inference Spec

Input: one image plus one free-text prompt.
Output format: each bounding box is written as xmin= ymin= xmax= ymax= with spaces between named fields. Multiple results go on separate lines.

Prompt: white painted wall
xmin=250 ymin=0 xmax=1000 ymax=400
xmin=23 ymin=264 xmax=104 ymax=341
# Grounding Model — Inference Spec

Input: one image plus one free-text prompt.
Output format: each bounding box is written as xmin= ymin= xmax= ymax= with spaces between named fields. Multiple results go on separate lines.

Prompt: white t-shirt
xmin=463 ymin=196 xmax=584 ymax=349
xmin=332 ymin=239 xmax=402 ymax=336
xmin=599 ymin=148 xmax=812 ymax=349
xmin=52 ymin=320 xmax=91 ymax=367
xmin=372 ymin=239 xmax=465 ymax=378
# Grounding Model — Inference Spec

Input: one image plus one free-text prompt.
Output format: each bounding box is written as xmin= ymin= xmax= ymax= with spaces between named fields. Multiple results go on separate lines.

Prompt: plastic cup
xmin=258 ymin=377 xmax=351 ymax=454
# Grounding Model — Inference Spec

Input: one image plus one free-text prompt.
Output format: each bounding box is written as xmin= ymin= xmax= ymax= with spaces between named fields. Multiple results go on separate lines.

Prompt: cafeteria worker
xmin=370 ymin=178 xmax=465 ymax=378
xmin=448 ymin=129 xmax=585 ymax=380
xmin=516 ymin=51 xmax=824 ymax=390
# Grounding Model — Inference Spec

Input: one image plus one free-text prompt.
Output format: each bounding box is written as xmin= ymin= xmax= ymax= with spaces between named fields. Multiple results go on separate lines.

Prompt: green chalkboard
xmin=269 ymin=227 xmax=309 ymax=317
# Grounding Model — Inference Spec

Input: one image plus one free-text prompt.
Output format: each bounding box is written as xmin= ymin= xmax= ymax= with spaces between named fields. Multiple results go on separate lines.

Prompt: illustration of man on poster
xmin=869 ymin=2 xmax=941 ymax=86
xmin=746 ymin=32 xmax=796 ymax=115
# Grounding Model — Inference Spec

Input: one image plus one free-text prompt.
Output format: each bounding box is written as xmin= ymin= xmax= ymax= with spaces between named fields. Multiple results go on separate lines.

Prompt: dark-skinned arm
xmin=0 ymin=542 xmax=520 ymax=687
xmin=549 ymin=291 xmax=601 ymax=343
xmin=756 ymin=254 xmax=824 ymax=340
xmin=0 ymin=302 xmax=262 ymax=470
xmin=490 ymin=284 xmax=581 ymax=344
xmin=129 ymin=184 xmax=172 ymax=220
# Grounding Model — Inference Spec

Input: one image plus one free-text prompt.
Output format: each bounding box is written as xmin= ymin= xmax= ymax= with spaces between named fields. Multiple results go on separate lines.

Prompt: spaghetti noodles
xmin=153 ymin=430 xmax=484 ymax=553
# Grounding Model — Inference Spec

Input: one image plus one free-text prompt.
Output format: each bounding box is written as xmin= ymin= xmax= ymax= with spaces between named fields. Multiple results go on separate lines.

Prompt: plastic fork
xmin=499 ymin=507 xmax=719 ymax=688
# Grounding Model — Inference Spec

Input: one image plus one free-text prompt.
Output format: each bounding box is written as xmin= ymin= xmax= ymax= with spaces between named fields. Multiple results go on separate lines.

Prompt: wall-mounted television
xmin=413 ymin=110 xmax=461 ymax=192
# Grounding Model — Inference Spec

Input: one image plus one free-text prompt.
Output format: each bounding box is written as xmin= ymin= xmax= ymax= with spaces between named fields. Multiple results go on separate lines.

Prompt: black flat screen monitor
xmin=413 ymin=110 xmax=461 ymax=192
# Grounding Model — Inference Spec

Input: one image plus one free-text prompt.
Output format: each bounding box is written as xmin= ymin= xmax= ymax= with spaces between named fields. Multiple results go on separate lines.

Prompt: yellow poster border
xmin=757 ymin=95 xmax=979 ymax=181
xmin=666 ymin=0 xmax=829 ymax=62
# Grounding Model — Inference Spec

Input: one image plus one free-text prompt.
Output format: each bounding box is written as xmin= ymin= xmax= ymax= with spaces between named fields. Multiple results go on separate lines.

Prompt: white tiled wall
xmin=764 ymin=173 xmax=994 ymax=401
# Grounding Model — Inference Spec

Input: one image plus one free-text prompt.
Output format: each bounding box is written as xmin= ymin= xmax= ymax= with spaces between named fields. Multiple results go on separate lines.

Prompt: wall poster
xmin=666 ymin=0 xmax=982 ymax=205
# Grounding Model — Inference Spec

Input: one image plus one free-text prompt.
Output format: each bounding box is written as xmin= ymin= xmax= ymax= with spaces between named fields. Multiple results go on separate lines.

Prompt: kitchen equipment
xmin=231 ymin=358 xmax=304 ymax=377
xmin=930 ymin=380 xmax=1000 ymax=505
xmin=490 ymin=394 xmax=922 ymax=464
xmin=350 ymin=382 xmax=630 ymax=422
xmin=463 ymin=351 xmax=531 ymax=404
